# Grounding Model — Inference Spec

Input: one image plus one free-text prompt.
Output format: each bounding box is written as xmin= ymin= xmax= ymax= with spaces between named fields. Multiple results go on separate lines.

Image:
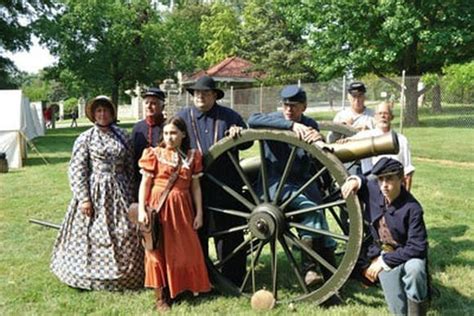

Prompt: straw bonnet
xmin=85 ymin=95 xmax=117 ymax=123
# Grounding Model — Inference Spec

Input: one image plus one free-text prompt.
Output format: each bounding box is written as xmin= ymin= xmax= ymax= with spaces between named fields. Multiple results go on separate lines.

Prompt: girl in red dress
xmin=138 ymin=116 xmax=210 ymax=311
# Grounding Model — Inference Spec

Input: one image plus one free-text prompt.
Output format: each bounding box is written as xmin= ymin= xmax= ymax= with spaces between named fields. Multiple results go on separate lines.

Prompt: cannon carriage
xmin=29 ymin=121 xmax=398 ymax=306
xmin=202 ymin=125 xmax=399 ymax=305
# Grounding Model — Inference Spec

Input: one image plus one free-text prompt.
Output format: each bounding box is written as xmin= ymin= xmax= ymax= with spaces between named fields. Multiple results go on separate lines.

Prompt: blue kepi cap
xmin=371 ymin=157 xmax=404 ymax=177
xmin=280 ymin=85 xmax=307 ymax=104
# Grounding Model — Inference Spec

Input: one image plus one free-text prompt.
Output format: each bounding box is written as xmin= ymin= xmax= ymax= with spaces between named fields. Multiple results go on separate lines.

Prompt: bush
xmin=63 ymin=97 xmax=78 ymax=116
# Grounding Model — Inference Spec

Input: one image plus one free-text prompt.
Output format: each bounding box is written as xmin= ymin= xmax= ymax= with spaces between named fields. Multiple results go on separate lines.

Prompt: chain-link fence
xmin=159 ymin=76 xmax=473 ymax=128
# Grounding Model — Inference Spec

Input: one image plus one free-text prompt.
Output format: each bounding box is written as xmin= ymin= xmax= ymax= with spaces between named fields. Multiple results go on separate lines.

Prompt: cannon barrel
xmin=239 ymin=131 xmax=399 ymax=174
xmin=322 ymin=130 xmax=399 ymax=163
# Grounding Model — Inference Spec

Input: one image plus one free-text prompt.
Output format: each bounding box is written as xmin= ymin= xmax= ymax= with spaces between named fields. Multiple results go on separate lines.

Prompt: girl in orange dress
xmin=138 ymin=116 xmax=211 ymax=311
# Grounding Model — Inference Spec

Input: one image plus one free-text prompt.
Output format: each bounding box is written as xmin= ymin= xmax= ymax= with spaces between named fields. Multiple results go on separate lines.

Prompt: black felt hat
xmin=280 ymin=85 xmax=307 ymax=104
xmin=142 ymin=87 xmax=166 ymax=101
xmin=371 ymin=157 xmax=404 ymax=177
xmin=187 ymin=76 xmax=225 ymax=100
xmin=348 ymin=81 xmax=367 ymax=95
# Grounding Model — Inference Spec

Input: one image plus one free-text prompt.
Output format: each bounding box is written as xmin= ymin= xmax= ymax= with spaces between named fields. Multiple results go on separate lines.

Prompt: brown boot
xmin=301 ymin=238 xmax=324 ymax=286
xmin=154 ymin=287 xmax=170 ymax=312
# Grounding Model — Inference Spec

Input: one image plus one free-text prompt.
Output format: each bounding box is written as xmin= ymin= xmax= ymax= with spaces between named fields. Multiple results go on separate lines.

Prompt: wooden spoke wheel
xmin=202 ymin=129 xmax=363 ymax=305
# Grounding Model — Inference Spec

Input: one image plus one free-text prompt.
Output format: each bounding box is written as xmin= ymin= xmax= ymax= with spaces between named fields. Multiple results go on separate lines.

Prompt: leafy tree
xmin=0 ymin=0 xmax=52 ymax=87
xmin=63 ymin=97 xmax=78 ymax=116
xmin=36 ymin=0 xmax=165 ymax=105
xmin=21 ymin=70 xmax=69 ymax=103
xmin=239 ymin=0 xmax=316 ymax=85
xmin=443 ymin=61 xmax=474 ymax=104
xmin=292 ymin=0 xmax=474 ymax=126
xmin=21 ymin=72 xmax=51 ymax=101
xmin=159 ymin=3 xmax=210 ymax=76
xmin=199 ymin=2 xmax=240 ymax=68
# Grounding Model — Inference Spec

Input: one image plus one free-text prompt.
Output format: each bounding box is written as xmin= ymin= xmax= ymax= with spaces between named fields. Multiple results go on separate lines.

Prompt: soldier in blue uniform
xmin=341 ymin=158 xmax=429 ymax=316
xmin=248 ymin=85 xmax=337 ymax=286
xmin=177 ymin=75 xmax=250 ymax=285
xmin=131 ymin=87 xmax=166 ymax=200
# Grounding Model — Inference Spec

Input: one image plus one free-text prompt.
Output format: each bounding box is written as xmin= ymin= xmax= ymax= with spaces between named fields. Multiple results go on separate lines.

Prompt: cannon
xmin=202 ymin=128 xmax=399 ymax=305
xmin=30 ymin=123 xmax=398 ymax=306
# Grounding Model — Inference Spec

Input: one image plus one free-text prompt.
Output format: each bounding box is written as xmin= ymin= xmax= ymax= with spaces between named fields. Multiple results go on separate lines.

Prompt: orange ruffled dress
xmin=139 ymin=147 xmax=211 ymax=298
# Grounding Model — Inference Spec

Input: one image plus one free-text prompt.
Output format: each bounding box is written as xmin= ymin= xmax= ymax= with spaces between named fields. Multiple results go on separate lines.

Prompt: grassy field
xmin=1 ymin=104 xmax=473 ymax=315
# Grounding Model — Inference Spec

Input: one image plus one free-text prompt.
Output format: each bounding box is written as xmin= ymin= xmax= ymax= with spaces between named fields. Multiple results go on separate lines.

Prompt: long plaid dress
xmin=51 ymin=125 xmax=144 ymax=290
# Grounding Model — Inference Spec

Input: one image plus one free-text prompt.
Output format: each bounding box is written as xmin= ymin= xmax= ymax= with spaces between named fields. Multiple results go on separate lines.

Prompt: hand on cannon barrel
xmin=292 ymin=122 xmax=324 ymax=143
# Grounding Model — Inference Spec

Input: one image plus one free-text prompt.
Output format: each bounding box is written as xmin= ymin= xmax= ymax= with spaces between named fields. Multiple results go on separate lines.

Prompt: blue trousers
xmin=290 ymin=195 xmax=336 ymax=249
xmin=378 ymin=258 xmax=428 ymax=315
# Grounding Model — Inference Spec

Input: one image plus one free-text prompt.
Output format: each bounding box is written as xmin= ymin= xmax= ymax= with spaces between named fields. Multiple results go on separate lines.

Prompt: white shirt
xmin=327 ymin=107 xmax=375 ymax=143
xmin=351 ymin=128 xmax=415 ymax=175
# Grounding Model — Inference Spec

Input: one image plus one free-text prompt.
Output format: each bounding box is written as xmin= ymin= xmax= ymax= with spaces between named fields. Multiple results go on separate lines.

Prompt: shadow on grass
xmin=429 ymin=225 xmax=473 ymax=268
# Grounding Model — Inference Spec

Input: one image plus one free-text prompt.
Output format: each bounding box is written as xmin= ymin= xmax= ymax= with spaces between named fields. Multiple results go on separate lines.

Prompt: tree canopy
xmin=0 ymin=0 xmax=52 ymax=88
xmin=2 ymin=0 xmax=472 ymax=120
xmin=289 ymin=0 xmax=474 ymax=125
xmin=35 ymin=0 xmax=166 ymax=104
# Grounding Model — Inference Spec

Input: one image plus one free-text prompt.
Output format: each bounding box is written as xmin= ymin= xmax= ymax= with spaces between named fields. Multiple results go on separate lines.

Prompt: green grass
xmin=1 ymin=105 xmax=473 ymax=315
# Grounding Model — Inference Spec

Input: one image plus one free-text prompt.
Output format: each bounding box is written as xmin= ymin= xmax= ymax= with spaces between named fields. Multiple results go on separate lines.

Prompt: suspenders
xmin=189 ymin=107 xmax=219 ymax=153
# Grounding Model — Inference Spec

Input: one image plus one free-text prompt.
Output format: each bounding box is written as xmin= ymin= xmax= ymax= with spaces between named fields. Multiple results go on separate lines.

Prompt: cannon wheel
xmin=203 ymin=129 xmax=363 ymax=305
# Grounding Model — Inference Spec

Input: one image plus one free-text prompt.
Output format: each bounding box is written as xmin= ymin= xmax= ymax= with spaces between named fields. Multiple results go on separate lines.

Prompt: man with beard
xmin=339 ymin=101 xmax=415 ymax=191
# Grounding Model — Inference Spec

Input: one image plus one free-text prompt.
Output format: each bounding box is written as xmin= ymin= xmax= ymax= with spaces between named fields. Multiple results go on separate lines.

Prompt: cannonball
xmin=250 ymin=289 xmax=276 ymax=311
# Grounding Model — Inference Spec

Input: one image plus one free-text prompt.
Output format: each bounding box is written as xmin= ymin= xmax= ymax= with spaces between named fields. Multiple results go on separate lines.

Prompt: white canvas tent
xmin=0 ymin=90 xmax=44 ymax=168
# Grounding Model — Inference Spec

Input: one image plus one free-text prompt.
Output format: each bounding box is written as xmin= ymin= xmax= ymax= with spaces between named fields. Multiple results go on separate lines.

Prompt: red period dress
xmin=139 ymin=147 xmax=211 ymax=298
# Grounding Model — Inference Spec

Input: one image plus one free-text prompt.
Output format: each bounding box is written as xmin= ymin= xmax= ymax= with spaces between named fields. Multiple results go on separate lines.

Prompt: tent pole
xmin=20 ymin=131 xmax=49 ymax=165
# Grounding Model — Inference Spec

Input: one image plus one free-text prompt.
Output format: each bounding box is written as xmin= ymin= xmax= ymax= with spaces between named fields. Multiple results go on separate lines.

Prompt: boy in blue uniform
xmin=248 ymin=85 xmax=336 ymax=286
xmin=341 ymin=158 xmax=428 ymax=316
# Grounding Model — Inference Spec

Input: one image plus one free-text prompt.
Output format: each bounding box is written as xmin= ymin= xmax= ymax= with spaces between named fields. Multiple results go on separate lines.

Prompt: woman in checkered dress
xmin=50 ymin=96 xmax=144 ymax=290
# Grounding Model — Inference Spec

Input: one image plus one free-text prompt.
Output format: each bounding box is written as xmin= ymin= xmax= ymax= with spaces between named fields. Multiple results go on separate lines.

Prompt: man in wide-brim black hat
xmin=131 ymin=87 xmax=167 ymax=200
xmin=177 ymin=75 xmax=251 ymax=285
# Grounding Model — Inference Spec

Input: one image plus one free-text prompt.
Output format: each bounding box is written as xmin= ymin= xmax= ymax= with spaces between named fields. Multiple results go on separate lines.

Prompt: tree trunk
xmin=403 ymin=77 xmax=420 ymax=127
xmin=431 ymin=84 xmax=442 ymax=113
xmin=111 ymin=83 xmax=119 ymax=110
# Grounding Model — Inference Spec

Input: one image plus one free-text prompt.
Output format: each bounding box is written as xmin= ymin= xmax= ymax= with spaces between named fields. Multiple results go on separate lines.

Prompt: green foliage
xmin=63 ymin=97 xmax=78 ymax=115
xmin=21 ymin=71 xmax=68 ymax=102
xmin=285 ymin=0 xmax=474 ymax=126
xmin=159 ymin=4 xmax=210 ymax=75
xmin=239 ymin=0 xmax=315 ymax=85
xmin=442 ymin=61 xmax=474 ymax=103
xmin=0 ymin=57 xmax=24 ymax=89
xmin=199 ymin=2 xmax=241 ymax=68
xmin=301 ymin=0 xmax=474 ymax=78
xmin=35 ymin=0 xmax=165 ymax=104
xmin=0 ymin=1 xmax=53 ymax=88
xmin=21 ymin=73 xmax=51 ymax=101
